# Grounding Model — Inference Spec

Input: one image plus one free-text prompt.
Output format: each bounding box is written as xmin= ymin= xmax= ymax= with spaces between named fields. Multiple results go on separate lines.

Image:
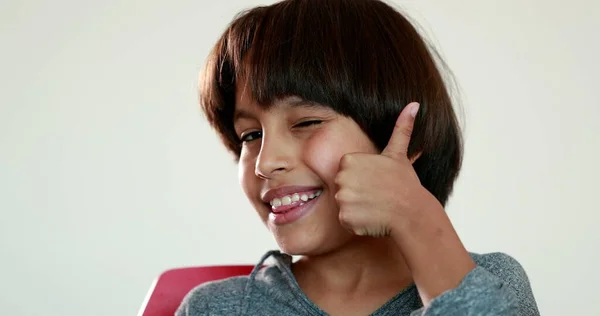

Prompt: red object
xmin=138 ymin=265 xmax=255 ymax=316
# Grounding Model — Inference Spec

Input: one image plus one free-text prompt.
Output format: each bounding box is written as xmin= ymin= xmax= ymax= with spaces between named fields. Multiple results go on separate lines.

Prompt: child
xmin=177 ymin=0 xmax=539 ymax=315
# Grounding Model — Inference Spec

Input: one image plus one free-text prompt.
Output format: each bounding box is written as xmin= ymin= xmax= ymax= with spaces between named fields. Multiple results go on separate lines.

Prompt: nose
xmin=255 ymin=132 xmax=294 ymax=179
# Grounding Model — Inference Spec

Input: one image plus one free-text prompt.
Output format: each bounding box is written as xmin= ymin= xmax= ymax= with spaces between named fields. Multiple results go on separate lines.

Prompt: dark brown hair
xmin=200 ymin=0 xmax=463 ymax=206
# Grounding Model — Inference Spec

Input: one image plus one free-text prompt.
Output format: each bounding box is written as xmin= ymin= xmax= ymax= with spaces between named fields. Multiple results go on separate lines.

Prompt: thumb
xmin=381 ymin=102 xmax=420 ymax=159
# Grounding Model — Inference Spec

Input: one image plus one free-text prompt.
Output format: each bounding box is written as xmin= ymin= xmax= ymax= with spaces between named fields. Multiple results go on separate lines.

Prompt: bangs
xmin=231 ymin=1 xmax=358 ymax=109
xmin=204 ymin=0 xmax=428 ymax=129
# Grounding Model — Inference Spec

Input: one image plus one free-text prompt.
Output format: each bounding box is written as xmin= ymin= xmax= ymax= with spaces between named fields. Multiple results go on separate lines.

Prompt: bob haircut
xmin=200 ymin=0 xmax=463 ymax=206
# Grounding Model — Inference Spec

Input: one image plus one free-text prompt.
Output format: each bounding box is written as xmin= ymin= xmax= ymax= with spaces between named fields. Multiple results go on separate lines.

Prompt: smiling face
xmin=234 ymin=82 xmax=380 ymax=255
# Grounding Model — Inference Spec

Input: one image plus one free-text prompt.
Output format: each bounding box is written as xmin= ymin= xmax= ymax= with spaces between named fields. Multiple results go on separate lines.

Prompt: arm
xmin=332 ymin=102 xmax=539 ymax=314
xmin=390 ymin=198 xmax=539 ymax=315
xmin=390 ymin=195 xmax=476 ymax=307
xmin=409 ymin=254 xmax=539 ymax=316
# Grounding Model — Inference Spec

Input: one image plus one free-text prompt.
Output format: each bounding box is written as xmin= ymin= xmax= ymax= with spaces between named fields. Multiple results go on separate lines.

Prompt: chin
xmin=272 ymin=225 xmax=354 ymax=256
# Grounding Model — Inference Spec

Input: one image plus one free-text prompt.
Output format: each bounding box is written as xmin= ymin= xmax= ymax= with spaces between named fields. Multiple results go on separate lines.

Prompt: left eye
xmin=294 ymin=120 xmax=323 ymax=128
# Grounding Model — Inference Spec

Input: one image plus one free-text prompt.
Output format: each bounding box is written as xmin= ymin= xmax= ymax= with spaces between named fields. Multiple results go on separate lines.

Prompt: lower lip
xmin=268 ymin=196 xmax=320 ymax=225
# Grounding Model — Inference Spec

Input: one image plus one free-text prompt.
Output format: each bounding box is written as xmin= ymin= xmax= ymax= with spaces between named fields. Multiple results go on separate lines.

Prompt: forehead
xmin=233 ymin=95 xmax=323 ymax=122
xmin=234 ymin=77 xmax=324 ymax=116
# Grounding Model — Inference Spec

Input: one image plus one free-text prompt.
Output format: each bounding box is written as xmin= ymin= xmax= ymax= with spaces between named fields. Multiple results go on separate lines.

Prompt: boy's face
xmin=234 ymin=80 xmax=379 ymax=256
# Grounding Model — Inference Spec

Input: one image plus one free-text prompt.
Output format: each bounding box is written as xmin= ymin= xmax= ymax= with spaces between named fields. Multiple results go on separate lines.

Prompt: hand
xmin=334 ymin=102 xmax=441 ymax=237
xmin=334 ymin=101 xmax=476 ymax=303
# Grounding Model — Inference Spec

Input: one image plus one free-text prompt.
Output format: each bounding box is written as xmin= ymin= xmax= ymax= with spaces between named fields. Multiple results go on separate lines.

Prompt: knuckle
xmin=334 ymin=189 xmax=350 ymax=202
xmin=334 ymin=190 xmax=343 ymax=202
xmin=340 ymin=153 xmax=355 ymax=167
xmin=399 ymin=125 xmax=413 ymax=138
xmin=334 ymin=172 xmax=344 ymax=185
xmin=338 ymin=208 xmax=352 ymax=224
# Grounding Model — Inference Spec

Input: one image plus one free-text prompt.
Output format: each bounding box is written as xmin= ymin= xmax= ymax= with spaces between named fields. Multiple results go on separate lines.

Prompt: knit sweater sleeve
xmin=410 ymin=253 xmax=539 ymax=316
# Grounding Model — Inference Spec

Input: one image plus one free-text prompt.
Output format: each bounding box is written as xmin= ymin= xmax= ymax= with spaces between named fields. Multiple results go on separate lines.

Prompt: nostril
xmin=255 ymin=171 xmax=269 ymax=180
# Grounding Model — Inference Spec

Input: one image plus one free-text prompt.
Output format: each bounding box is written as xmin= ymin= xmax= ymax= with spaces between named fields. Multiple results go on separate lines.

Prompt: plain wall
xmin=1 ymin=0 xmax=598 ymax=315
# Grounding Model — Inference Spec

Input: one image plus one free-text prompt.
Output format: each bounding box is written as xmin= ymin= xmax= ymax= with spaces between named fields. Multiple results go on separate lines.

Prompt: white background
xmin=1 ymin=0 xmax=598 ymax=315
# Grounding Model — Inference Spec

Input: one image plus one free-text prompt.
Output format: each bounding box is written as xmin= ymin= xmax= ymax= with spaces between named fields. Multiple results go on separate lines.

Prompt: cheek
xmin=303 ymin=122 xmax=378 ymax=187
xmin=302 ymin=130 xmax=349 ymax=186
xmin=238 ymin=153 xmax=256 ymax=197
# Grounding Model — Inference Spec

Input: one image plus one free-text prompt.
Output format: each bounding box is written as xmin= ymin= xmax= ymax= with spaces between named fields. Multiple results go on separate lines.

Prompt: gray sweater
xmin=176 ymin=250 xmax=539 ymax=315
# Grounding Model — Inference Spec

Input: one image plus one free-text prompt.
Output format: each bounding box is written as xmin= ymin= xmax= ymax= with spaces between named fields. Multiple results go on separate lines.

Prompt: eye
xmin=240 ymin=130 xmax=262 ymax=143
xmin=294 ymin=120 xmax=323 ymax=128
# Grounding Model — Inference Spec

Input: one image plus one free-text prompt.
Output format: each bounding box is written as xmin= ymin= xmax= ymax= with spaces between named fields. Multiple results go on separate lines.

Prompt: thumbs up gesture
xmin=334 ymin=102 xmax=442 ymax=238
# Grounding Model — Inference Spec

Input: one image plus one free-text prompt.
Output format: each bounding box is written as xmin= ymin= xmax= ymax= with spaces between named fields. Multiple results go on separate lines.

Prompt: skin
xmin=233 ymin=79 xmax=476 ymax=315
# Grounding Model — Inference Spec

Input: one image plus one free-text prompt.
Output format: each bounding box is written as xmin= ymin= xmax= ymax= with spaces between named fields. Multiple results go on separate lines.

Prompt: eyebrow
xmin=233 ymin=109 xmax=255 ymax=122
xmin=286 ymin=98 xmax=321 ymax=108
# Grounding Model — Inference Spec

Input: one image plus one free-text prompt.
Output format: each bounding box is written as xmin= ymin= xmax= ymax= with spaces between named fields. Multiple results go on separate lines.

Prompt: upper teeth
xmin=270 ymin=190 xmax=322 ymax=207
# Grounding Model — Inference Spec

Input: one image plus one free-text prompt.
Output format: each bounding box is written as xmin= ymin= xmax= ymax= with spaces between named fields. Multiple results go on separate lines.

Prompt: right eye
xmin=240 ymin=131 xmax=262 ymax=143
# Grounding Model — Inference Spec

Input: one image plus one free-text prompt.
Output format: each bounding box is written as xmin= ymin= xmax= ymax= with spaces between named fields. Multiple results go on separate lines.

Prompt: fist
xmin=334 ymin=102 xmax=437 ymax=237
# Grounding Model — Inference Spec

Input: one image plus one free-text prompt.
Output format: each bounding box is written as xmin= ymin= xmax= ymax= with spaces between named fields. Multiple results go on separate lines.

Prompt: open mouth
xmin=269 ymin=190 xmax=322 ymax=214
xmin=266 ymin=189 xmax=323 ymax=225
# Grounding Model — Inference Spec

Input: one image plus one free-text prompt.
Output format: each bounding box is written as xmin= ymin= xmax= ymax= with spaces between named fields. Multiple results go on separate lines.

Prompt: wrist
xmin=389 ymin=198 xmax=476 ymax=305
xmin=389 ymin=190 xmax=444 ymax=242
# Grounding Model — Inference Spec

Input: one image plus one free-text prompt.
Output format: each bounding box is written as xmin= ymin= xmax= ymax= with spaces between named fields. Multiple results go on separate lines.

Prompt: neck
xmin=291 ymin=236 xmax=413 ymax=295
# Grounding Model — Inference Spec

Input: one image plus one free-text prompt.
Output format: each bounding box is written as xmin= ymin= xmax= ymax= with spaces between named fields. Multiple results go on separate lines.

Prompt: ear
xmin=409 ymin=151 xmax=422 ymax=164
